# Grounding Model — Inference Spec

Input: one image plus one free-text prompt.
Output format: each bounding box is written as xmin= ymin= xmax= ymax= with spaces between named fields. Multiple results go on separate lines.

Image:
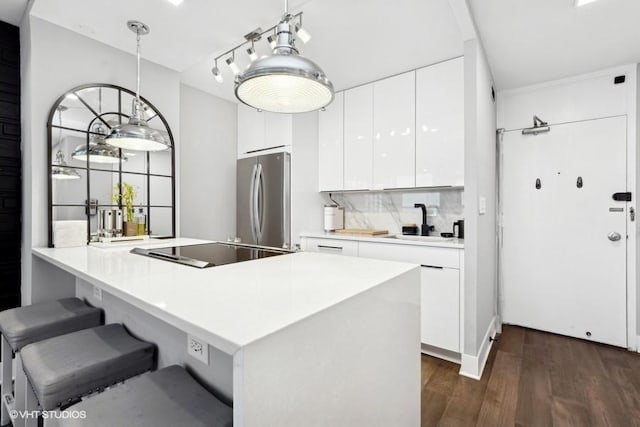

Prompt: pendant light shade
xmin=73 ymin=123 xmax=126 ymax=164
xmin=235 ymin=54 xmax=333 ymax=113
xmin=105 ymin=21 xmax=169 ymax=152
xmin=52 ymin=150 xmax=80 ymax=180
xmin=234 ymin=13 xmax=333 ymax=113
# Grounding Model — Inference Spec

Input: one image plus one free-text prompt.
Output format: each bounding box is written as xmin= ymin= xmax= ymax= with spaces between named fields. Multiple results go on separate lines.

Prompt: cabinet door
xmin=265 ymin=112 xmax=292 ymax=149
xmin=416 ymin=58 xmax=464 ymax=187
xmin=237 ymin=104 xmax=265 ymax=156
xmin=421 ymin=266 xmax=460 ymax=352
xmin=318 ymin=92 xmax=344 ymax=191
xmin=373 ymin=71 xmax=416 ymax=190
xmin=344 ymin=85 xmax=373 ymax=190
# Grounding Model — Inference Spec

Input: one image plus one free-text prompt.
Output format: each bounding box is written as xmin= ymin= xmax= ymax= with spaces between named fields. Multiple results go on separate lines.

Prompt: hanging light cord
xmin=135 ymin=28 xmax=142 ymax=119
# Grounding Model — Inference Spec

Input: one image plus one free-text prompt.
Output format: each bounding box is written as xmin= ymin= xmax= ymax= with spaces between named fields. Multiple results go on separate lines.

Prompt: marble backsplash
xmin=329 ymin=190 xmax=464 ymax=235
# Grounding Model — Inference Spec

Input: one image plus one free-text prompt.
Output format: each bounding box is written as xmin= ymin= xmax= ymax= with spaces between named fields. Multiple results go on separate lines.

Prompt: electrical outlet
xmin=93 ymin=286 xmax=102 ymax=301
xmin=187 ymin=335 xmax=209 ymax=365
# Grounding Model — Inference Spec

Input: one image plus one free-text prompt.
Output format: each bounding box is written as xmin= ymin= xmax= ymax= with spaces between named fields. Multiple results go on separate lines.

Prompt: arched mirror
xmin=47 ymin=83 xmax=176 ymax=247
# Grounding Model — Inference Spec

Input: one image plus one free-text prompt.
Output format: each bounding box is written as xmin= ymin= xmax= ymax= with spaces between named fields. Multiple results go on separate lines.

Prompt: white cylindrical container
xmin=324 ymin=205 xmax=344 ymax=231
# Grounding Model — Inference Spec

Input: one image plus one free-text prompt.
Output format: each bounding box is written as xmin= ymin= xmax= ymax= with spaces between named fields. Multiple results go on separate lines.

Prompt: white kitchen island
xmin=32 ymin=238 xmax=420 ymax=427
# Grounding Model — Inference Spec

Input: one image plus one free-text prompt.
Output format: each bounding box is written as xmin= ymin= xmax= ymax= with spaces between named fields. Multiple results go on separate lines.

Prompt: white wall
xmin=291 ymin=112 xmax=325 ymax=246
xmin=462 ymin=38 xmax=497 ymax=371
xmin=21 ymin=15 xmax=181 ymax=304
xmin=179 ymin=84 xmax=236 ymax=240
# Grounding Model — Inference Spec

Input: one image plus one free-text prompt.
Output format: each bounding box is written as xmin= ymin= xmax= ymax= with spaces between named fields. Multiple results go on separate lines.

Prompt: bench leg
xmin=24 ymin=380 xmax=37 ymax=427
xmin=1 ymin=336 xmax=12 ymax=426
xmin=14 ymin=352 xmax=26 ymax=427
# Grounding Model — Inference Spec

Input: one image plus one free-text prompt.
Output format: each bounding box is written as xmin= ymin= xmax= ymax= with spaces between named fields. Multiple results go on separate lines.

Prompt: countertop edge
xmin=299 ymin=231 xmax=464 ymax=249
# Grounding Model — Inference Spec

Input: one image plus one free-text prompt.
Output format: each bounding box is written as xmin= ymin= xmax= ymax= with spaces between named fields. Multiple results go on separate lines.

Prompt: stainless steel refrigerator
xmin=237 ymin=152 xmax=291 ymax=249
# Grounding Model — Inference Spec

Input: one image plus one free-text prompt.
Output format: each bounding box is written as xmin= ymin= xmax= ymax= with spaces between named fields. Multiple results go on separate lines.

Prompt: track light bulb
xmin=212 ymin=66 xmax=223 ymax=83
xmin=267 ymin=35 xmax=276 ymax=49
xmin=246 ymin=47 xmax=258 ymax=62
xmin=226 ymin=56 xmax=240 ymax=75
xmin=295 ymin=24 xmax=311 ymax=44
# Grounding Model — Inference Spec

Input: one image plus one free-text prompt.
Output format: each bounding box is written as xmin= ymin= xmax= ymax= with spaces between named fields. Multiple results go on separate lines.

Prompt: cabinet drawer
xmin=357 ymin=241 xmax=459 ymax=269
xmin=302 ymin=238 xmax=358 ymax=256
xmin=421 ymin=266 xmax=460 ymax=352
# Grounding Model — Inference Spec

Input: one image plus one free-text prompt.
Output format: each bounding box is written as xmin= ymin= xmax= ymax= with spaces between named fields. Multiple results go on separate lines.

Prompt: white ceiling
xmin=0 ymin=0 xmax=28 ymax=26
xmin=468 ymin=0 xmax=640 ymax=90
xmin=30 ymin=0 xmax=464 ymax=102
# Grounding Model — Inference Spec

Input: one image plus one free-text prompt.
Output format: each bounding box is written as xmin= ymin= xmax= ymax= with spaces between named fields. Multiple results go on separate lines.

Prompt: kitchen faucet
xmin=414 ymin=204 xmax=434 ymax=236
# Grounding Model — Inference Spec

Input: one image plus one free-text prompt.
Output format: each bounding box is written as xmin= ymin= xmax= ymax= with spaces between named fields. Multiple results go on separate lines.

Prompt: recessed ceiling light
xmin=167 ymin=0 xmax=184 ymax=5
xmin=574 ymin=0 xmax=599 ymax=7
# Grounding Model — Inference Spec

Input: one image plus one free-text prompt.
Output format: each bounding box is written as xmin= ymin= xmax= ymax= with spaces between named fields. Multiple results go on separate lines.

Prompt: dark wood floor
xmin=421 ymin=325 xmax=640 ymax=427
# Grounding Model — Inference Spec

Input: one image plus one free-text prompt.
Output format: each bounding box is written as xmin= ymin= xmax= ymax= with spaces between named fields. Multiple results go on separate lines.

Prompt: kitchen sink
xmin=385 ymin=234 xmax=454 ymax=242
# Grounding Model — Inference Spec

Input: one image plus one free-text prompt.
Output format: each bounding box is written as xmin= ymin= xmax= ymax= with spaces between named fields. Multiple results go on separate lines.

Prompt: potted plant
xmin=113 ymin=182 xmax=138 ymax=236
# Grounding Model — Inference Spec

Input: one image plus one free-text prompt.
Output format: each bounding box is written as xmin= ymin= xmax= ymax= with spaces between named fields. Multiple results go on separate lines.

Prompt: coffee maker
xmin=453 ymin=219 xmax=464 ymax=239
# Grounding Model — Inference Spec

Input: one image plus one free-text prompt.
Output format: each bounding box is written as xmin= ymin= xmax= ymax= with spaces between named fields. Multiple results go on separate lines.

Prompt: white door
xmin=502 ymin=116 xmax=628 ymax=347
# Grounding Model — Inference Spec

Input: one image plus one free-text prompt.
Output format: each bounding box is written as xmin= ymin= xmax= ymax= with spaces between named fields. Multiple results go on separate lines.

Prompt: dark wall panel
xmin=0 ymin=20 xmax=21 ymax=310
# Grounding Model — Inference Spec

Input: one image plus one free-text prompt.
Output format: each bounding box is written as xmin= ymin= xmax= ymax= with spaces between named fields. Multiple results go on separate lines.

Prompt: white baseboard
xmin=421 ymin=344 xmax=461 ymax=365
xmin=637 ymin=335 xmax=640 ymax=353
xmin=459 ymin=315 xmax=497 ymax=380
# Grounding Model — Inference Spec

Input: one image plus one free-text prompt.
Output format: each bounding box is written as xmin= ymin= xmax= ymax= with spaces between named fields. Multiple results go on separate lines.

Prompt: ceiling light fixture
xmin=73 ymin=122 xmax=127 ymax=164
xmin=246 ymin=39 xmax=258 ymax=62
xmin=226 ymin=52 xmax=240 ymax=75
xmin=73 ymin=88 xmax=126 ymax=164
xmin=52 ymin=150 xmax=81 ymax=180
xmin=574 ymin=0 xmax=599 ymax=7
xmin=105 ymin=21 xmax=169 ymax=152
xmin=211 ymin=0 xmax=333 ymax=113
xmin=166 ymin=0 xmax=184 ymax=5
xmin=211 ymin=59 xmax=223 ymax=83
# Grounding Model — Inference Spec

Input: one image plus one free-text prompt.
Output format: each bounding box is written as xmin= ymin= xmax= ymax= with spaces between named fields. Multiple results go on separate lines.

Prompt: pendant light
xmin=73 ymin=88 xmax=127 ymax=164
xmin=105 ymin=21 xmax=169 ymax=151
xmin=234 ymin=0 xmax=334 ymax=113
xmin=52 ymin=151 xmax=81 ymax=180
xmin=52 ymin=106 xmax=80 ymax=180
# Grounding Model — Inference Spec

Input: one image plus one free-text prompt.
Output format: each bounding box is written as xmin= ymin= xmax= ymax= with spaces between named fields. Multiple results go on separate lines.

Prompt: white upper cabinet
xmin=373 ymin=71 xmax=416 ymax=190
xmin=318 ymin=92 xmax=344 ymax=191
xmin=265 ymin=112 xmax=292 ymax=149
xmin=344 ymin=85 xmax=374 ymax=191
xmin=415 ymin=57 xmax=464 ymax=187
xmin=238 ymin=104 xmax=266 ymax=156
xmin=237 ymin=104 xmax=292 ymax=158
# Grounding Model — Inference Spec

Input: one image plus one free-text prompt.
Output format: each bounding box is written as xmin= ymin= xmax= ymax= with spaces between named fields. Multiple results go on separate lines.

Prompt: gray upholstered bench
xmin=19 ymin=323 xmax=155 ymax=427
xmin=0 ymin=298 xmax=102 ymax=426
xmin=57 ymin=365 xmax=233 ymax=427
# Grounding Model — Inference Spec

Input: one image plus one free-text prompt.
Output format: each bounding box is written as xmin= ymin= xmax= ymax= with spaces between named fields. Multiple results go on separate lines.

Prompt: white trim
xmin=459 ymin=315 xmax=496 ymax=380
xmin=421 ymin=344 xmax=461 ymax=365
xmin=636 ymin=335 xmax=640 ymax=353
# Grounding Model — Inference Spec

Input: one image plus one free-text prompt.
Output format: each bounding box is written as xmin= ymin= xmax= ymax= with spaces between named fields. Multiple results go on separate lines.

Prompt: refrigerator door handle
xmin=249 ymin=163 xmax=258 ymax=244
xmin=256 ymin=163 xmax=264 ymax=243
xmin=253 ymin=163 xmax=262 ymax=244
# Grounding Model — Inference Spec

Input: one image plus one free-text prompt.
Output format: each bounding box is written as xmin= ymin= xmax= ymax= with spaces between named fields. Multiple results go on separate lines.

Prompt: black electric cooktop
xmin=131 ymin=242 xmax=291 ymax=269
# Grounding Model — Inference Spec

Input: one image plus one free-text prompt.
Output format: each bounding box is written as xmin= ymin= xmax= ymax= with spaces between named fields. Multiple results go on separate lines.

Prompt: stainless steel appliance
xmin=131 ymin=242 xmax=291 ymax=269
xmin=237 ymin=152 xmax=291 ymax=248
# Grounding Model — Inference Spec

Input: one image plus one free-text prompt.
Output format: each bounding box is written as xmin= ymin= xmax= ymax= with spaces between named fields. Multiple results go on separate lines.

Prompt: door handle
xmin=250 ymin=164 xmax=258 ymax=243
xmin=608 ymin=232 xmax=622 ymax=242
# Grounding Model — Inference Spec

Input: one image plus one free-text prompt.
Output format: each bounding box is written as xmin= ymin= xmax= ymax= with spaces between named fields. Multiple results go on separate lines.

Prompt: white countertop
xmin=33 ymin=238 xmax=418 ymax=355
xmin=299 ymin=231 xmax=464 ymax=249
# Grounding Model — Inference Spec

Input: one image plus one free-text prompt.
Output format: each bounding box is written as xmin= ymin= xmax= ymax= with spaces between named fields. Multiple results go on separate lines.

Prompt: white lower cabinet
xmin=420 ymin=266 xmax=460 ymax=352
xmin=301 ymin=236 xmax=462 ymax=356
